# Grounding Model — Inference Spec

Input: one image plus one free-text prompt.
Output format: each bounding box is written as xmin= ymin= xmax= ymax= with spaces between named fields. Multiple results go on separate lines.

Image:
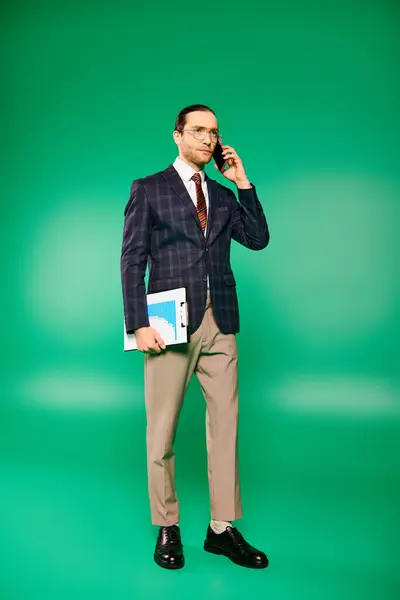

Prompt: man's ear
xmin=173 ymin=130 xmax=181 ymax=145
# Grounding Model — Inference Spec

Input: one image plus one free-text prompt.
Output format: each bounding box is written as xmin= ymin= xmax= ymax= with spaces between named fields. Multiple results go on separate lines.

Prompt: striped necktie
xmin=191 ymin=173 xmax=207 ymax=232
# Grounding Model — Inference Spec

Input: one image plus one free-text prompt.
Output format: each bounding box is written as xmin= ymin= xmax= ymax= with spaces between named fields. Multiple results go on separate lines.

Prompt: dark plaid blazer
xmin=121 ymin=163 xmax=269 ymax=336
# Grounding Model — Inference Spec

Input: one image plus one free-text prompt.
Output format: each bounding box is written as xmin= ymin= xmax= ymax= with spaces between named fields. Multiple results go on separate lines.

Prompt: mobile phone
xmin=213 ymin=138 xmax=227 ymax=172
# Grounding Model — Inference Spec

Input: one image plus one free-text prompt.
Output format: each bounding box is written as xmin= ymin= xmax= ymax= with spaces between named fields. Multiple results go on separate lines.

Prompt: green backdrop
xmin=1 ymin=1 xmax=399 ymax=599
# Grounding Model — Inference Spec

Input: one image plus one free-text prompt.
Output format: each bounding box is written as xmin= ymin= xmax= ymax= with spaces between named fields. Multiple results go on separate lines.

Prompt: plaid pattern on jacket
xmin=121 ymin=163 xmax=269 ymax=336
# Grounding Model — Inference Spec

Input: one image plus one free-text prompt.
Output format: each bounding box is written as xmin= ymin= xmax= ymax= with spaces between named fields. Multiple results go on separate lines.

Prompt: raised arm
xmin=213 ymin=143 xmax=270 ymax=250
xmin=230 ymin=185 xmax=269 ymax=250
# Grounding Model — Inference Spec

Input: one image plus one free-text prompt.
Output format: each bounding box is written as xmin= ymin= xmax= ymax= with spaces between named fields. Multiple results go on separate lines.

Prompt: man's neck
xmin=178 ymin=155 xmax=204 ymax=172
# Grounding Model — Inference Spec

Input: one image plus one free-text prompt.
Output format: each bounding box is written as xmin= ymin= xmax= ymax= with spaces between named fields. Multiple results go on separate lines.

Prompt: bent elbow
xmin=253 ymin=228 xmax=270 ymax=251
xmin=262 ymin=229 xmax=270 ymax=249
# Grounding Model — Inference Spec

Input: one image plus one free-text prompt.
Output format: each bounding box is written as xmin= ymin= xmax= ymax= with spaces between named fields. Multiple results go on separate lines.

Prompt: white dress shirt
xmin=173 ymin=156 xmax=210 ymax=289
xmin=173 ymin=156 xmax=209 ymax=237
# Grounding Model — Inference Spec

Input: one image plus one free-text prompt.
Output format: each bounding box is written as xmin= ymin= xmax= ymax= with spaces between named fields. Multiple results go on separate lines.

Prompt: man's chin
xmin=199 ymin=152 xmax=212 ymax=164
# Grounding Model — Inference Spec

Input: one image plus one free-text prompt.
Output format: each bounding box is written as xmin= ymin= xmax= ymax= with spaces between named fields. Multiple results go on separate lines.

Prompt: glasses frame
xmin=182 ymin=128 xmax=222 ymax=142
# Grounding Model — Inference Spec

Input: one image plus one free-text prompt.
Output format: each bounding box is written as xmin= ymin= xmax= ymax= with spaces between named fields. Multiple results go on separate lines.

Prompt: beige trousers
xmin=144 ymin=293 xmax=242 ymax=526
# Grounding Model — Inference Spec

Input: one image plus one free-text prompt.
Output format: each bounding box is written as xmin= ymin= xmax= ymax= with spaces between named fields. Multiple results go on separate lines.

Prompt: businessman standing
xmin=121 ymin=104 xmax=270 ymax=570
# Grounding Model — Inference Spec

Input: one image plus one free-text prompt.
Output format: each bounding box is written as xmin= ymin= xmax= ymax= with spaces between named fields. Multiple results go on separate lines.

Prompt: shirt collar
xmin=173 ymin=156 xmax=206 ymax=184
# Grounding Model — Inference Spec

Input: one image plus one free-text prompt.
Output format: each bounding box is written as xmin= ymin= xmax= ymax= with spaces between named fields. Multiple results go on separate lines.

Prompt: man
xmin=121 ymin=104 xmax=270 ymax=570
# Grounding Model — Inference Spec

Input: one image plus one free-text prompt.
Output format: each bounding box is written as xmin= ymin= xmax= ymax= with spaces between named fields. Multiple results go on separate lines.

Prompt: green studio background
xmin=1 ymin=1 xmax=399 ymax=599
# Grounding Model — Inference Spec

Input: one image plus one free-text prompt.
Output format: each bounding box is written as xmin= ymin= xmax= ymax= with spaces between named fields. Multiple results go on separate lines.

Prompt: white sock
xmin=210 ymin=519 xmax=232 ymax=534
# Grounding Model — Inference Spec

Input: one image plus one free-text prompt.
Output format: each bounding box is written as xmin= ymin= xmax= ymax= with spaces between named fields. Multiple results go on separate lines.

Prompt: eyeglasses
xmin=182 ymin=128 xmax=221 ymax=142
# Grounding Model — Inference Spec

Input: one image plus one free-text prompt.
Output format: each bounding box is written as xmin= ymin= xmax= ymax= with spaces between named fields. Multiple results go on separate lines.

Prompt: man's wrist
xmin=235 ymin=178 xmax=252 ymax=189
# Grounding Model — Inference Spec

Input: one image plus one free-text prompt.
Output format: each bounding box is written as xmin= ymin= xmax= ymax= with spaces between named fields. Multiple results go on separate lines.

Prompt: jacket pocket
xmin=223 ymin=273 xmax=236 ymax=286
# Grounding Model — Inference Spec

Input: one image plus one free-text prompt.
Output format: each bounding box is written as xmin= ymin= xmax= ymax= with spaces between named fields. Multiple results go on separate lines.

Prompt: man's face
xmin=174 ymin=111 xmax=219 ymax=169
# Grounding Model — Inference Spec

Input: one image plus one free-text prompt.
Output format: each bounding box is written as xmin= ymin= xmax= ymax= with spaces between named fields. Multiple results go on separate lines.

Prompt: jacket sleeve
xmin=120 ymin=180 xmax=152 ymax=333
xmin=230 ymin=184 xmax=270 ymax=250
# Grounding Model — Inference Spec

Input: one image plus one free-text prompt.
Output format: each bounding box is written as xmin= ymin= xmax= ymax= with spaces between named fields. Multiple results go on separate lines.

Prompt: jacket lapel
xmin=162 ymin=164 xmax=219 ymax=240
xmin=204 ymin=174 xmax=218 ymax=243
xmin=162 ymin=165 xmax=202 ymax=233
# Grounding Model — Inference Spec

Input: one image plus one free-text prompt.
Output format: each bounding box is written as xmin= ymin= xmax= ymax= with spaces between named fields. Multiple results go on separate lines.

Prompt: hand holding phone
xmin=212 ymin=138 xmax=228 ymax=172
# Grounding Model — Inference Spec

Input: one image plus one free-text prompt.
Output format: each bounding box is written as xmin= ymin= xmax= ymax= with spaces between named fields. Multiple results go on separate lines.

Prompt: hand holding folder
xmin=124 ymin=287 xmax=188 ymax=352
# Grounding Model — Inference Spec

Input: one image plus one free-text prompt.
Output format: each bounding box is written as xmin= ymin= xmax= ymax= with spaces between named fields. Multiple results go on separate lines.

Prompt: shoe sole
xmin=204 ymin=542 xmax=268 ymax=569
xmin=154 ymin=553 xmax=185 ymax=570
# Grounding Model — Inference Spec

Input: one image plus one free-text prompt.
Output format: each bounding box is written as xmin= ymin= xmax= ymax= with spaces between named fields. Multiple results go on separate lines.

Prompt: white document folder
xmin=124 ymin=287 xmax=188 ymax=351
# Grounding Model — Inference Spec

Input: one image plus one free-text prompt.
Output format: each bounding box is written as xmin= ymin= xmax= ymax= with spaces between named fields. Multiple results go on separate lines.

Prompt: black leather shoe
xmin=154 ymin=525 xmax=184 ymax=569
xmin=204 ymin=525 xmax=268 ymax=569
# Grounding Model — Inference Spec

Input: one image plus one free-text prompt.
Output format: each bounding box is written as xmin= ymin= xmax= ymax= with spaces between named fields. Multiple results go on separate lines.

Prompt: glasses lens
xmin=192 ymin=130 xmax=220 ymax=141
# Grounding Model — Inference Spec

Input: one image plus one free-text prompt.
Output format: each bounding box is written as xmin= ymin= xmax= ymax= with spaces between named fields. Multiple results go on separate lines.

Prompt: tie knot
xmin=191 ymin=173 xmax=201 ymax=185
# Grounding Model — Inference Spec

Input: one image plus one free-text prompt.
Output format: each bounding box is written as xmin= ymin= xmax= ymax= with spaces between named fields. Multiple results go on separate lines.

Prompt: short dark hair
xmin=175 ymin=104 xmax=216 ymax=133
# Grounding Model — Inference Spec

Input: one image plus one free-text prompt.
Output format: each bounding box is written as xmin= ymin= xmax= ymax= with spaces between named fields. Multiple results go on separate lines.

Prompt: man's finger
xmin=149 ymin=342 xmax=162 ymax=354
xmin=155 ymin=335 xmax=166 ymax=350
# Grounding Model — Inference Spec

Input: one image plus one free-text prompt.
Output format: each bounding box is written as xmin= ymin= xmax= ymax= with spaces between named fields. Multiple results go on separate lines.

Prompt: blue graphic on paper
xmin=148 ymin=300 xmax=177 ymax=339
